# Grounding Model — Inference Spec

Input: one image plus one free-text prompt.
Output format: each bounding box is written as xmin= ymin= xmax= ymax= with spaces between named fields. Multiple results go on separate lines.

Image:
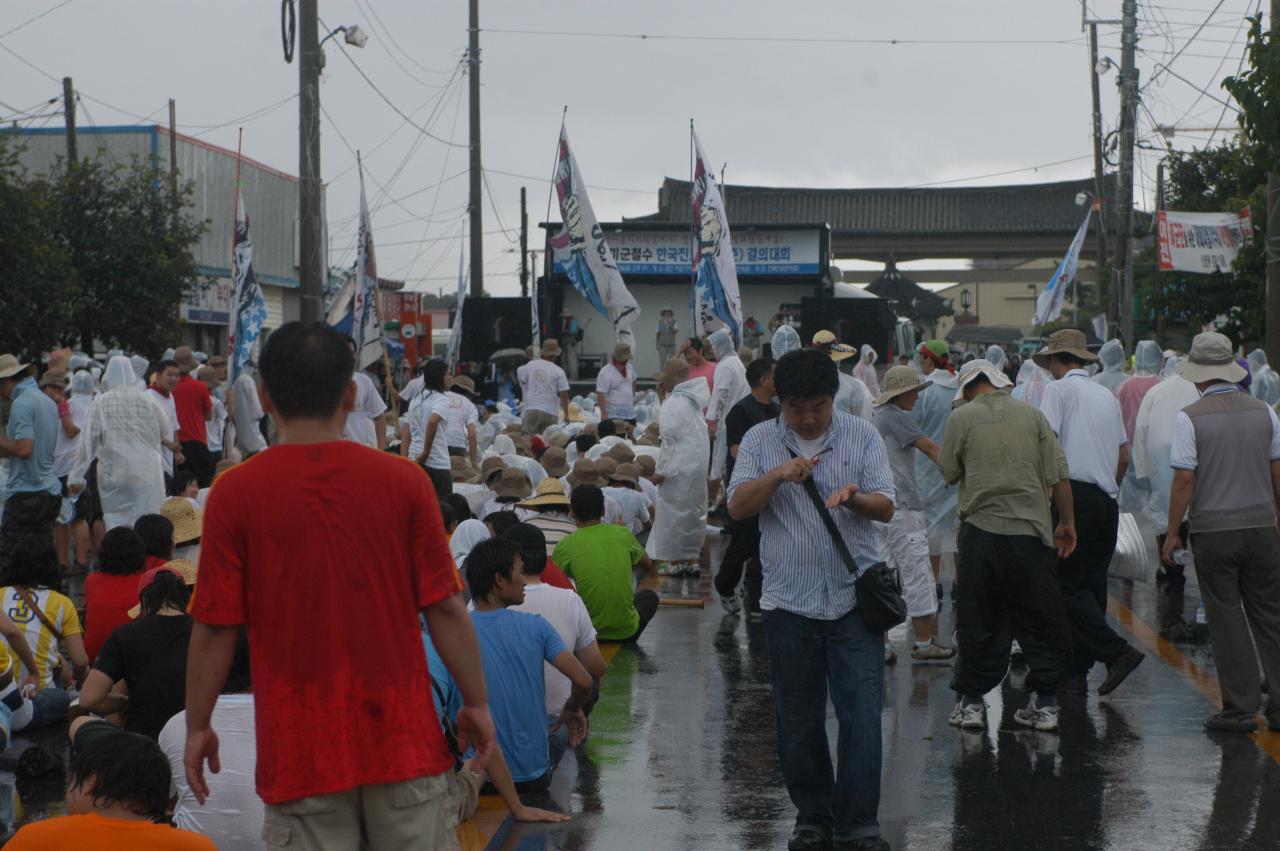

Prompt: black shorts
xmin=75 ymin=461 xmax=104 ymax=525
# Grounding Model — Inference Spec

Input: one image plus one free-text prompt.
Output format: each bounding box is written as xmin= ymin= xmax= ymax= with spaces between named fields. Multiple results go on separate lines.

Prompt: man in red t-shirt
xmin=184 ymin=322 xmax=495 ymax=851
xmin=171 ymin=346 xmax=214 ymax=488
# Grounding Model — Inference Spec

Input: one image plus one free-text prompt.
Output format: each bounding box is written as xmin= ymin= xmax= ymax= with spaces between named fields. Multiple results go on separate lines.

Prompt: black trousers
xmin=0 ymin=491 xmax=60 ymax=573
xmin=714 ymin=515 xmax=763 ymax=607
xmin=1053 ymin=480 xmax=1129 ymax=674
xmin=422 ymin=465 xmax=454 ymax=500
xmin=179 ymin=440 xmax=214 ymax=489
xmin=622 ymin=590 xmax=660 ymax=643
xmin=951 ymin=523 xmax=1072 ymax=698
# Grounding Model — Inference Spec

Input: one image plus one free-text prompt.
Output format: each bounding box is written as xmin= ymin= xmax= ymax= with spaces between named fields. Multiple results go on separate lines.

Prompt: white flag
xmin=1033 ymin=209 xmax=1092 ymax=327
xmin=446 ymin=237 xmax=467 ymax=371
xmin=691 ymin=130 xmax=744 ymax=344
xmin=547 ymin=124 xmax=639 ymax=346
xmin=353 ymin=162 xmax=384 ymax=370
xmin=229 ymin=190 xmax=267 ymax=383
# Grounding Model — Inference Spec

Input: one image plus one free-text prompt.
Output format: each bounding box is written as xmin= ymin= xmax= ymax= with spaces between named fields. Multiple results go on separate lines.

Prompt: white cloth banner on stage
xmin=353 ymin=165 xmax=384 ymax=370
xmin=691 ymin=130 xmax=744 ymax=345
xmin=1157 ymin=208 xmax=1253 ymax=274
xmin=548 ymin=124 xmax=639 ymax=346
xmin=1032 ymin=209 xmax=1092 ymax=327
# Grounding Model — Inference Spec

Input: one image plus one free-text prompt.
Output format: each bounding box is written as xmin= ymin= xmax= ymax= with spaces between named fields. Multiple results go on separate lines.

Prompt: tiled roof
xmin=866 ymin=262 xmax=952 ymax=320
xmin=632 ymin=175 xmax=1131 ymax=236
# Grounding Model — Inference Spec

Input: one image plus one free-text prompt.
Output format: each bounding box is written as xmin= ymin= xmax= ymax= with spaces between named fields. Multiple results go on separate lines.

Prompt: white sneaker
xmin=719 ymin=588 xmax=742 ymax=615
xmin=949 ymin=700 xmax=986 ymax=730
xmin=1013 ymin=697 xmax=1060 ymax=732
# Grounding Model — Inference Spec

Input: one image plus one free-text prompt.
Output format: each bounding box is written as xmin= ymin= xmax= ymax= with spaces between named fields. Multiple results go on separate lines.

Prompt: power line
xmin=904 ymin=155 xmax=1095 ymax=188
xmin=1139 ymin=49 xmax=1242 ymax=111
xmin=1142 ymin=0 xmax=1228 ymax=91
xmin=0 ymin=0 xmax=77 ymax=40
xmin=483 ymin=166 xmax=652 ymax=195
xmin=1168 ymin=0 xmax=1258 ymax=126
xmin=351 ymin=0 xmax=458 ymax=87
xmin=481 ymin=26 xmax=1085 ymax=47
xmin=185 ymin=94 xmax=298 ymax=137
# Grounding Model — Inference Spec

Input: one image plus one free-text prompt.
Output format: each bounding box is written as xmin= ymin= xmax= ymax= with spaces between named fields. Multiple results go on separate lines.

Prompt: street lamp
xmin=321 ymin=24 xmax=368 ymax=51
xmin=960 ymin=288 xmax=972 ymax=313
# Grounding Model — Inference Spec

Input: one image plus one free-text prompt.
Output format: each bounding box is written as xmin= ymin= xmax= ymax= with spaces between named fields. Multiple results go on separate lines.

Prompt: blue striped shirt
xmin=728 ymin=412 xmax=895 ymax=620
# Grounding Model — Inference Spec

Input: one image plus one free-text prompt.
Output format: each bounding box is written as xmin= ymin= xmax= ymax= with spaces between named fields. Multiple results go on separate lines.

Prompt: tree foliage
xmin=0 ymin=139 xmax=207 ymax=362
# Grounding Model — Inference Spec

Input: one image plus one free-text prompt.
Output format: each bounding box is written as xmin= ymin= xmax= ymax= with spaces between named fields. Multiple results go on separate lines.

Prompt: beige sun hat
xmin=610 ymin=463 xmax=640 ymax=485
xmin=541 ymin=339 xmax=562 ymax=358
xmin=540 ymin=446 xmax=570 ymax=477
xmin=874 ymin=365 xmax=932 ymax=407
xmin=952 ymin=358 xmax=1014 ymax=403
xmin=1177 ymin=332 xmax=1248 ymax=384
xmin=174 ymin=346 xmax=200 ymax=374
xmin=568 ymin=458 xmax=604 ymax=488
xmin=519 ymin=477 xmax=571 ymax=509
xmin=480 ymin=456 xmax=506 ymax=486
xmin=605 ymin=443 xmax=635 ymax=465
xmin=0 ymin=355 xmax=30 ymax=380
xmin=1032 ymin=329 xmax=1099 ymax=369
xmin=812 ymin=330 xmax=858 ymax=362
xmin=494 ymin=468 xmax=532 ymax=500
xmin=160 ymin=496 xmax=203 ymax=545
xmin=450 ymin=375 xmax=477 ymax=396
xmin=636 ymin=455 xmax=657 ymax=478
xmin=656 ymin=358 xmax=690 ymax=388
xmin=450 ymin=455 xmax=480 ymax=484
xmin=611 ymin=343 xmax=633 ymax=362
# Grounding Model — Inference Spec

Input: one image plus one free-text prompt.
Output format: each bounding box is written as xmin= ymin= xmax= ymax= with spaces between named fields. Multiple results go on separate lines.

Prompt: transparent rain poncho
xmin=771 ymin=325 xmax=801 ymax=358
xmin=130 ymin=355 xmax=150 ymax=388
xmin=853 ymin=345 xmax=881 ymax=397
xmin=835 ymin=370 xmax=874 ymax=420
xmin=1132 ymin=360 xmax=1200 ymax=532
xmin=646 ymin=377 xmax=711 ymax=562
xmin=68 ymin=356 xmax=168 ymax=529
xmin=706 ymin=329 xmax=750 ymax=480
xmin=983 ymin=345 xmax=1007 ymax=373
xmin=1115 ymin=340 xmax=1166 ymax=512
xmin=1092 ymin=339 xmax=1128 ymax=392
xmin=1011 ymin=360 xmax=1050 ymax=408
xmin=910 ymin=366 xmax=960 ymax=554
xmin=1248 ymin=349 xmax=1280 ymax=406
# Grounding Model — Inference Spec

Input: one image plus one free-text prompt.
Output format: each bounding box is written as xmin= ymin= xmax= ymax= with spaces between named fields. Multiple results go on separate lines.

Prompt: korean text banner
xmin=553 ymin=228 xmax=822 ymax=278
xmin=691 ymin=131 xmax=744 ymax=344
xmin=1157 ymin=209 xmax=1253 ymax=274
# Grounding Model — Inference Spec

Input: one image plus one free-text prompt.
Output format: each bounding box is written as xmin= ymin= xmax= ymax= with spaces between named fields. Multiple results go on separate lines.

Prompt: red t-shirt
xmin=83 ymin=572 xmax=141 ymax=663
xmin=192 ymin=442 xmax=462 ymax=804
xmin=173 ymin=375 xmax=212 ymax=444
xmin=542 ymin=559 xmax=575 ymax=591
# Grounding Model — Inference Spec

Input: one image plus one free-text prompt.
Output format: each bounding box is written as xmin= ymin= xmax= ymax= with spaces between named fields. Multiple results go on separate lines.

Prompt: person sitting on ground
xmin=604 ymin=464 xmax=654 ymax=537
xmin=569 ymin=433 xmax=597 ymax=465
xmin=79 ymin=565 xmax=196 ymax=739
xmin=482 ymin=468 xmax=532 ymax=519
xmin=518 ymin=478 xmax=580 ymax=557
xmin=0 ymin=535 xmax=89 ymax=729
xmin=466 ymin=538 xmax=593 ymax=791
xmin=484 ymin=510 xmax=521 ymax=539
xmin=168 ymin=471 xmax=199 ymax=501
xmin=160 ymin=496 xmax=202 ymax=565
xmin=503 ymin=522 xmax=574 ymax=592
xmin=596 ymin=420 xmax=617 ymax=440
xmin=85 ymin=527 xmax=148 ymax=663
xmin=443 ymin=492 xmax=475 ymax=525
xmin=439 ymin=502 xmax=458 ymax=537
xmin=132 ymin=514 xmax=175 ymax=572
xmin=6 ymin=720 xmax=215 ymax=849
xmin=0 ymin=582 xmax=42 ymax=749
xmin=553 ymin=485 xmax=660 ymax=643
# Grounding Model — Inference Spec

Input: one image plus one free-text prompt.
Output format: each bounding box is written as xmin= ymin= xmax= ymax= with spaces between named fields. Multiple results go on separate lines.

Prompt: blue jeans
xmin=763 ymin=606 xmax=884 ymax=842
xmin=24 ymin=686 xmax=71 ymax=732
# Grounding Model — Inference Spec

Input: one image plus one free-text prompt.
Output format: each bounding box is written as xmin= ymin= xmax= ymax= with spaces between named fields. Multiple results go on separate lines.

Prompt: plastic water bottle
xmin=1196 ymin=601 xmax=1207 ymax=626
xmin=1171 ymin=549 xmax=1193 ymax=566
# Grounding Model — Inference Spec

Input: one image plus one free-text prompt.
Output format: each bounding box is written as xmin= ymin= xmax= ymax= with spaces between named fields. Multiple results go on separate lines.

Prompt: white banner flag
xmin=691 ymin=129 xmax=744 ymax=344
xmin=547 ymin=124 xmax=639 ymax=346
xmin=353 ymin=162 xmax=384 ymax=370
xmin=1158 ymin=208 xmax=1253 ymax=274
xmin=229 ymin=189 xmax=267 ymax=383
xmin=1033 ymin=209 xmax=1092 ymax=327
xmin=446 ymin=236 xmax=467 ymax=371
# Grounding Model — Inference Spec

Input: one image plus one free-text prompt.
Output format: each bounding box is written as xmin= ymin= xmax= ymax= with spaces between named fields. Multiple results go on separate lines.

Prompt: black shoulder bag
xmin=787 ymin=450 xmax=907 ymax=633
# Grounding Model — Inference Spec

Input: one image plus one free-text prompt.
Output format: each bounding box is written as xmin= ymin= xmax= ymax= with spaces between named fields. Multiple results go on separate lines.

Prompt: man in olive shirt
xmin=939 ymin=360 xmax=1077 ymax=734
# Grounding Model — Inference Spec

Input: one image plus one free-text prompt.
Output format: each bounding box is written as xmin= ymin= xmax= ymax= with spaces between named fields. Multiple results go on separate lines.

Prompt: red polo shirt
xmin=173 ymin=374 xmax=212 ymax=444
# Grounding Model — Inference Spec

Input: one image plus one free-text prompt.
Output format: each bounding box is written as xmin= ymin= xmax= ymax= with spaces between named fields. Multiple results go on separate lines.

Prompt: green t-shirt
xmin=552 ymin=523 xmax=644 ymax=640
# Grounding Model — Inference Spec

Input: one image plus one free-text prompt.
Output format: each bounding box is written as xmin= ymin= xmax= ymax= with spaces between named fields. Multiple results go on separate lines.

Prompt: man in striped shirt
xmin=728 ymin=348 xmax=895 ymax=851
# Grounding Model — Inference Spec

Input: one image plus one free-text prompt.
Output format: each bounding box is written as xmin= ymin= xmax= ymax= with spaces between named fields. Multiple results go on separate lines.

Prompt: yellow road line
xmin=1109 ymin=594 xmax=1280 ymax=764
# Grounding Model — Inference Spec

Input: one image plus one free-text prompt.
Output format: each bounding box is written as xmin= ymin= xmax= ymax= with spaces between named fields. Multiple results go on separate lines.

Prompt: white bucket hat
xmin=1177 ymin=332 xmax=1247 ymax=384
xmin=952 ymin=358 xmax=1013 ymax=404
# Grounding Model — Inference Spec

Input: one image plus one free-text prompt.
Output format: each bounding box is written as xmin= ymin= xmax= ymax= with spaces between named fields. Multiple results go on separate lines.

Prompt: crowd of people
xmin=0 ymin=314 xmax=1277 ymax=850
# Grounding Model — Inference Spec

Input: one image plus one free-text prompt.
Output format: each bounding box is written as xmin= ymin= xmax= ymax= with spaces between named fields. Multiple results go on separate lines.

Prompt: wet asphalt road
xmin=484 ymin=527 xmax=1280 ymax=851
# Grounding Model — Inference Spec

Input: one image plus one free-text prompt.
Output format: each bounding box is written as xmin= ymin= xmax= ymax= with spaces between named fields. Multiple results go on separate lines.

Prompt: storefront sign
xmin=182 ymin=277 xmax=232 ymax=325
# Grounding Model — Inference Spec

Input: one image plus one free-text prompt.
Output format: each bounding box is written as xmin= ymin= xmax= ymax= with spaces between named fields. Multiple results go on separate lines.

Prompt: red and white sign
xmin=1157 ymin=208 xmax=1253 ymax=274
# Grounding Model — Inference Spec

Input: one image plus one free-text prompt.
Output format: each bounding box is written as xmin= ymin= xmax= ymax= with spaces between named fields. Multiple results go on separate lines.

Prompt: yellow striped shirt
xmin=0 ymin=586 xmax=82 ymax=688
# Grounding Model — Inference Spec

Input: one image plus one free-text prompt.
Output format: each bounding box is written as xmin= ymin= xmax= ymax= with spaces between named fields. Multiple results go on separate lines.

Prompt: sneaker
xmin=949 ymin=700 xmax=986 ymax=730
xmin=885 ymin=645 xmax=897 ymax=665
xmin=910 ymin=638 xmax=956 ymax=662
xmin=787 ymin=825 xmax=830 ymax=851
xmin=1098 ymin=647 xmax=1145 ymax=696
xmin=1204 ymin=711 xmax=1257 ymax=733
xmin=1009 ymin=640 xmax=1025 ymax=662
xmin=719 ymin=589 xmax=742 ymax=615
xmin=1013 ymin=697 xmax=1060 ymax=732
xmin=657 ymin=562 xmax=673 ymax=577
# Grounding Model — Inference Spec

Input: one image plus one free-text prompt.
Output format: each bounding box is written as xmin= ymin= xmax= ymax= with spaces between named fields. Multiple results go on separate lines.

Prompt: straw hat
xmin=450 ymin=455 xmax=480 ymax=484
xmin=636 ymin=455 xmax=657 ymax=478
xmin=812 ymin=330 xmax=857 ymax=362
xmin=160 ymin=496 xmax=203 ymax=545
xmin=952 ymin=358 xmax=1014 ymax=403
xmin=610 ymin=463 xmax=640 ymax=485
xmin=540 ymin=446 xmax=570 ymax=477
xmin=612 ymin=343 xmax=633 ymax=362
xmin=0 ymin=355 xmax=30 ymax=380
xmin=480 ymin=456 xmax=506 ymax=486
xmin=519 ymin=477 xmax=571 ymax=509
xmin=37 ymin=371 xmax=68 ymax=389
xmin=541 ymin=339 xmax=562 ymax=358
xmin=494 ymin=468 xmax=532 ymax=500
xmin=605 ymin=443 xmax=635 ymax=465
xmin=174 ymin=346 xmax=200 ymax=373
xmin=874 ymin=365 xmax=931 ymax=407
xmin=450 ymin=375 xmax=477 ymax=395
xmin=1177 ymin=332 xmax=1248 ymax=384
xmin=1032 ymin=329 xmax=1098 ymax=369
xmin=128 ymin=559 xmax=198 ymax=619
xmin=568 ymin=458 xmax=604 ymax=488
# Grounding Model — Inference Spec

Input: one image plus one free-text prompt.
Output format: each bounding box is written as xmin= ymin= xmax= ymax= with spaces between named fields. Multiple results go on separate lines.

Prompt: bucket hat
xmin=610 ymin=463 xmax=640 ymax=485
xmin=874 ymin=365 xmax=931 ymax=407
xmin=0 ymin=355 xmax=30 ymax=380
xmin=174 ymin=346 xmax=200 ymax=373
xmin=1177 ymin=332 xmax=1248 ymax=384
xmin=540 ymin=446 xmax=570 ymax=477
xmin=541 ymin=339 xmax=562 ymax=357
xmin=494 ymin=468 xmax=532 ymax=500
xmin=952 ymin=358 xmax=1013 ymax=403
xmin=1032 ymin=329 xmax=1098 ymax=369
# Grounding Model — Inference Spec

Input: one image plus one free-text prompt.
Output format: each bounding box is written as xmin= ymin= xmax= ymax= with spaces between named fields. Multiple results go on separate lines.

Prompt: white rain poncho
xmin=706 ymin=329 xmax=750 ymax=480
xmin=450 ymin=519 xmax=490 ymax=568
xmin=491 ymin=434 xmax=517 ymax=456
xmin=68 ymin=357 xmax=168 ymax=530
xmin=69 ymin=370 xmax=97 ymax=402
xmin=835 ymin=371 xmax=873 ymax=420
xmin=230 ymin=371 xmax=267 ymax=456
xmin=1132 ymin=365 xmax=1200 ymax=532
xmin=1092 ymin=339 xmax=1127 ymax=392
xmin=129 ymin=355 xmax=150 ymax=388
xmin=1011 ymin=360 xmax=1050 ymax=408
xmin=646 ymin=377 xmax=711 ymax=562
xmin=910 ymin=367 xmax=959 ymax=554
xmin=983 ymin=345 xmax=1008 ymax=373
xmin=1249 ymin=350 xmax=1280 ymax=406
xmin=1160 ymin=350 xmax=1178 ymax=378
xmin=771 ymin=325 xmax=801 ymax=358
xmin=1115 ymin=341 xmax=1165 ymax=513
xmin=853 ymin=345 xmax=881 ymax=397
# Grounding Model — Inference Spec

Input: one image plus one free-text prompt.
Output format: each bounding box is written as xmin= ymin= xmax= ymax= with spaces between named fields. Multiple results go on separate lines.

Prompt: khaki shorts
xmin=262 ymin=773 xmax=459 ymax=850
xmin=521 ymin=409 xmax=558 ymax=435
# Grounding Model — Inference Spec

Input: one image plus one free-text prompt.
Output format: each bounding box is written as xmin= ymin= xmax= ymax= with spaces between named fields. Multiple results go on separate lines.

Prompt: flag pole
xmin=229 ymin=128 xmax=244 ymax=377
xmin=689 ymin=119 xmax=696 ymax=340
xmin=538 ymin=106 xmax=567 ymax=350
xmin=359 ymin=150 xmax=401 ymax=434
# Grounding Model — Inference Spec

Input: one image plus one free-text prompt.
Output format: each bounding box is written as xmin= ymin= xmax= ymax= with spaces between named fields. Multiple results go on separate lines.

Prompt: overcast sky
xmin=1 ymin=0 xmax=1262 ymax=295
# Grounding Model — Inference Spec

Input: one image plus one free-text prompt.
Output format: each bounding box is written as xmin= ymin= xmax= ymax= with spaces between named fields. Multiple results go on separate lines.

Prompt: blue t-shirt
xmin=6 ymin=378 xmax=60 ymax=496
xmin=469 ymin=608 xmax=566 ymax=782
xmin=422 ymin=634 xmax=462 ymax=725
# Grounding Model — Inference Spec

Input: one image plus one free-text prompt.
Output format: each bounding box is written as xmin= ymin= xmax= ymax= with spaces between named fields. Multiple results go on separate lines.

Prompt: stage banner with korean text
xmin=1157 ymin=209 xmax=1253 ymax=274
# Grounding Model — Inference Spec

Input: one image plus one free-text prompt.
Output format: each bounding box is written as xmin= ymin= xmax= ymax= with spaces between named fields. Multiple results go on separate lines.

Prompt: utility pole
xmin=519 ymin=186 xmax=529 ymax=297
xmin=61 ymin=77 xmax=77 ymax=164
xmin=1155 ymin=161 xmax=1166 ymax=347
xmin=1267 ymin=0 xmax=1280 ymax=364
xmin=168 ymin=99 xmax=179 ymax=227
xmin=1088 ymin=23 xmax=1111 ymax=321
xmin=467 ymin=0 xmax=483 ymax=297
xmin=298 ymin=0 xmax=325 ymax=322
xmin=1114 ymin=0 xmax=1139 ymax=349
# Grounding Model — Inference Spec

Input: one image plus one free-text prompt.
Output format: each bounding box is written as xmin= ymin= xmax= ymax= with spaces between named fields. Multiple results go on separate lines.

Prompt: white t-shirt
xmin=1039 ymin=369 xmax=1128 ymax=498
xmin=146 ymin=387 xmax=179 ymax=474
xmin=518 ymin=359 xmax=570 ymax=416
xmin=444 ymin=391 xmax=480 ymax=452
xmin=638 ymin=476 xmax=658 ymax=507
xmin=511 ymin=582 xmax=597 ymax=714
xmin=207 ymin=396 xmax=227 ymax=453
xmin=52 ymin=397 xmax=90 ymax=479
xmin=603 ymin=485 xmax=652 ymax=535
xmin=343 ymin=371 xmax=388 ymax=448
xmin=595 ymin=362 xmax=636 ymax=420
xmin=406 ymin=390 xmax=452 ymax=470
xmin=160 ymin=694 xmax=263 ymax=850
